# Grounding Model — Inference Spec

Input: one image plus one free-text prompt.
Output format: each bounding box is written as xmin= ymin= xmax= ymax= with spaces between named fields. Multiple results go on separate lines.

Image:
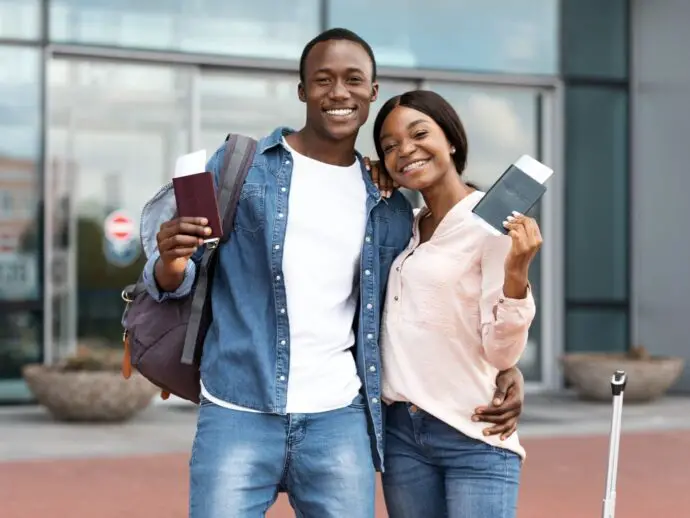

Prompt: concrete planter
xmin=22 ymin=364 xmax=159 ymax=422
xmin=561 ymin=352 xmax=685 ymax=403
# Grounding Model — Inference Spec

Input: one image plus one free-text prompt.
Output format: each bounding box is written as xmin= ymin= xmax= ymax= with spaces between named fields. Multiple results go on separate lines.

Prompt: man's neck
xmin=286 ymin=128 xmax=358 ymax=167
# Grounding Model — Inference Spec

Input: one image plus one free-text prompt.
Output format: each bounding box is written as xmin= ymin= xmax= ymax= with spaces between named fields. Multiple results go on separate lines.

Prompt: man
xmin=144 ymin=28 xmax=525 ymax=517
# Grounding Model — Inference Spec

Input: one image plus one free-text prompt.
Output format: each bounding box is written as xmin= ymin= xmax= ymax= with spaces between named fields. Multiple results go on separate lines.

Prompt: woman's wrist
xmin=502 ymin=268 xmax=529 ymax=299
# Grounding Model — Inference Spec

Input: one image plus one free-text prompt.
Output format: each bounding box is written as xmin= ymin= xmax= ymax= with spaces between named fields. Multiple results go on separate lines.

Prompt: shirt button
xmin=281 ymin=187 xmax=287 ymax=192
xmin=274 ymin=244 xmax=280 ymax=250
xmin=278 ymin=213 xmax=284 ymax=218
xmin=280 ymin=308 xmax=286 ymax=314
xmin=366 ymin=303 xmax=373 ymax=310
xmin=367 ymin=333 xmax=373 ymax=340
xmin=284 ymin=160 xmax=290 ymax=165
xmin=369 ymin=365 xmax=376 ymax=372
xmin=280 ymin=340 xmax=286 ymax=345
xmin=276 ymin=275 xmax=281 ymax=281
xmin=371 ymin=397 xmax=378 ymax=404
xmin=394 ymin=296 xmax=399 ymax=301
xmin=365 ymin=270 xmax=371 ymax=276
xmin=279 ymin=375 xmax=286 ymax=381
xmin=365 ymin=236 xmax=371 ymax=243
xmin=396 ymin=267 xmax=400 ymax=272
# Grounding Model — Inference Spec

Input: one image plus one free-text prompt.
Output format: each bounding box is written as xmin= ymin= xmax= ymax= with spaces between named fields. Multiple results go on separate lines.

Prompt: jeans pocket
xmin=348 ymin=392 xmax=367 ymax=410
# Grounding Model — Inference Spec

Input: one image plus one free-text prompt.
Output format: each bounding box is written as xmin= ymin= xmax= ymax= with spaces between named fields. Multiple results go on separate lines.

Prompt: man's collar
xmin=257 ymin=126 xmax=384 ymax=203
xmin=256 ymin=126 xmax=295 ymax=154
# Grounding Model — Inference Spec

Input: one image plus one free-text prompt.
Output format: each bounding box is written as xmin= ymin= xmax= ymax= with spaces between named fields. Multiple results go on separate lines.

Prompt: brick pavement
xmin=2 ymin=429 xmax=687 ymax=518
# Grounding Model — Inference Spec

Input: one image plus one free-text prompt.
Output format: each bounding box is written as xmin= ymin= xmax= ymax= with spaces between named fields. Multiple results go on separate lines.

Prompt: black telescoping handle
xmin=611 ymin=370 xmax=627 ymax=396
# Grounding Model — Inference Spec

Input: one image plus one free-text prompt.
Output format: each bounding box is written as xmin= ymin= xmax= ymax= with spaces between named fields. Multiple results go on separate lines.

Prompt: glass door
xmin=0 ymin=46 xmax=43 ymax=401
xmin=46 ymin=57 xmax=194 ymax=354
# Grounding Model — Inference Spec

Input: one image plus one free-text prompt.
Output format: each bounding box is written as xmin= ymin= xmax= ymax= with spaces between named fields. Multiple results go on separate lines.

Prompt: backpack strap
xmin=218 ymin=134 xmax=258 ymax=242
xmin=180 ymin=134 xmax=258 ymax=365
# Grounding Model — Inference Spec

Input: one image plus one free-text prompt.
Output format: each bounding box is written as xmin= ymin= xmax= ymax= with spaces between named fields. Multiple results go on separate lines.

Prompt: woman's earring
xmin=450 ymin=146 xmax=456 ymax=155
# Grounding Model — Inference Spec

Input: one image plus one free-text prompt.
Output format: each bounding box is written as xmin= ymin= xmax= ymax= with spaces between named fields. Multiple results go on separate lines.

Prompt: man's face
xmin=299 ymin=39 xmax=378 ymax=142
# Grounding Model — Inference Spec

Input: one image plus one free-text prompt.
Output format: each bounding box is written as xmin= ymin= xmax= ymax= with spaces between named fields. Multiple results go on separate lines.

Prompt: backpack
xmin=119 ymin=134 xmax=258 ymax=403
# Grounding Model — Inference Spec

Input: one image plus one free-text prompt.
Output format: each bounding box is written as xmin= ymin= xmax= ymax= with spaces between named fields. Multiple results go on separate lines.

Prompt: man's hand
xmin=154 ymin=216 xmax=211 ymax=292
xmin=472 ymin=366 xmax=524 ymax=441
xmin=363 ymin=156 xmax=397 ymax=198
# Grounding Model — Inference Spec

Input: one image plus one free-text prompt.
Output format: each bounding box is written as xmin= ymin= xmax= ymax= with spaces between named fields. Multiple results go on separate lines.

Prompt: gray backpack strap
xmin=218 ymin=134 xmax=258 ymax=242
xmin=180 ymin=134 xmax=258 ymax=365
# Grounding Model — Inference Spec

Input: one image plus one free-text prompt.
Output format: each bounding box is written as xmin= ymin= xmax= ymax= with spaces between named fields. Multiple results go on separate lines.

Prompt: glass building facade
xmin=0 ymin=0 xmax=631 ymax=402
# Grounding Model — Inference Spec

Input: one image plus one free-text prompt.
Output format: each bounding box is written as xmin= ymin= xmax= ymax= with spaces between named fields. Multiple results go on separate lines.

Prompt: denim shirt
xmin=142 ymin=127 xmax=413 ymax=470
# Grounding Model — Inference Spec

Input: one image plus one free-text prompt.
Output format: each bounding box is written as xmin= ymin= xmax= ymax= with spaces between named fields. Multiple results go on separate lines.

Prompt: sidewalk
xmin=4 ymin=391 xmax=690 ymax=462
xmin=2 ymin=392 xmax=690 ymax=517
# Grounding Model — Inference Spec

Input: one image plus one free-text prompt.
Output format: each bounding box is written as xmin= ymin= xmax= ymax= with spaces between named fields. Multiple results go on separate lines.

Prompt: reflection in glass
xmin=0 ymin=46 xmax=41 ymax=302
xmin=50 ymin=0 xmax=320 ymax=60
xmin=0 ymin=308 xmax=42 ymax=402
xmin=328 ymin=0 xmax=558 ymax=74
xmin=0 ymin=0 xmax=41 ymax=40
xmin=199 ymin=71 xmax=304 ymax=152
xmin=0 ymin=311 xmax=41 ymax=380
xmin=48 ymin=59 xmax=193 ymax=348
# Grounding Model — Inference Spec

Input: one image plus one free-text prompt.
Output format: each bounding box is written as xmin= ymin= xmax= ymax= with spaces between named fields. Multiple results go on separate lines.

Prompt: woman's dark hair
xmin=373 ymin=89 xmax=469 ymax=176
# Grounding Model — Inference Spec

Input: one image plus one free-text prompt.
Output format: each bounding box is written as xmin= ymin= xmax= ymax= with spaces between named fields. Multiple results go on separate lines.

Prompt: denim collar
xmin=259 ymin=126 xmax=383 ymax=202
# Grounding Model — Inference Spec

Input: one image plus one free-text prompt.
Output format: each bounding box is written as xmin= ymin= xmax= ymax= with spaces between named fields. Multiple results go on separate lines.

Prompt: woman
xmin=371 ymin=90 xmax=542 ymax=518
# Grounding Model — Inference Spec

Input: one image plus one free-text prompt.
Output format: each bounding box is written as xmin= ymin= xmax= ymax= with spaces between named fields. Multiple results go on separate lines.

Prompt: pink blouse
xmin=381 ymin=191 xmax=536 ymax=459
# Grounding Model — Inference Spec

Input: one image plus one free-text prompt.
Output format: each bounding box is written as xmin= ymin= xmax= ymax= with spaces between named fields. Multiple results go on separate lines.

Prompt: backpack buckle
xmin=204 ymin=237 xmax=220 ymax=250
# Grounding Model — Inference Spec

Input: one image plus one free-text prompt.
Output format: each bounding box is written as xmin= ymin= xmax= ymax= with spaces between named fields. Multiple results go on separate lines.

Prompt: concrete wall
xmin=631 ymin=0 xmax=690 ymax=390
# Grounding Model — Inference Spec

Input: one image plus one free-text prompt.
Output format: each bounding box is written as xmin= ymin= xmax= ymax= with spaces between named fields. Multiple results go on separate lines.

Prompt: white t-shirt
xmin=201 ymin=138 xmax=368 ymax=413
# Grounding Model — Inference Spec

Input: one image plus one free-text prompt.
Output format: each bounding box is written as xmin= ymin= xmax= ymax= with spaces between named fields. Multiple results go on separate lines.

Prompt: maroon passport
xmin=172 ymin=172 xmax=223 ymax=242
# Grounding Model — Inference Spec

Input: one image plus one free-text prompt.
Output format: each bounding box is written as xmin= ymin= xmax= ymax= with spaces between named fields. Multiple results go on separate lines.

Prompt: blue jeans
xmin=189 ymin=395 xmax=375 ymax=518
xmin=382 ymin=403 xmax=522 ymax=518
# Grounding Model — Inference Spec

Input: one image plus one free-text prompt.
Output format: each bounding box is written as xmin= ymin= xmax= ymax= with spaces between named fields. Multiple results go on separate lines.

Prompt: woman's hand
xmin=502 ymin=212 xmax=542 ymax=298
xmin=363 ymin=156 xmax=398 ymax=198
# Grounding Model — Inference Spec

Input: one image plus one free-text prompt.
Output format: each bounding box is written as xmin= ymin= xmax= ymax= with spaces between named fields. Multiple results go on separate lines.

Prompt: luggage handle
xmin=602 ymin=370 xmax=627 ymax=518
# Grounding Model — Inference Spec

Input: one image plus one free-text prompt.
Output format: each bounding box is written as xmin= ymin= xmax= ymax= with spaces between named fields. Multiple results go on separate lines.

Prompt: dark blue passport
xmin=472 ymin=156 xmax=551 ymax=235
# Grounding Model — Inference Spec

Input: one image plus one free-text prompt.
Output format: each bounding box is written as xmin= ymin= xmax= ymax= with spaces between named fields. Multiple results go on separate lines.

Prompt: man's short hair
xmin=299 ymin=27 xmax=377 ymax=83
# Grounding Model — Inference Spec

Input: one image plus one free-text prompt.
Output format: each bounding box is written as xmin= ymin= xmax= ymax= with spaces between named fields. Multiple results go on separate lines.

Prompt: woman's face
xmin=378 ymin=105 xmax=455 ymax=191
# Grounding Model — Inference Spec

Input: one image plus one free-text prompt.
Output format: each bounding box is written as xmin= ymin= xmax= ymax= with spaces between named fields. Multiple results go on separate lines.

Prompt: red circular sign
xmin=104 ymin=211 xmax=135 ymax=242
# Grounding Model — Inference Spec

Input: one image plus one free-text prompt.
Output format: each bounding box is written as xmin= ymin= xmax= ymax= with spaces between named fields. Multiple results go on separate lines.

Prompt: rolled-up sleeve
xmin=479 ymin=235 xmax=537 ymax=370
xmin=142 ymin=251 xmax=197 ymax=302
